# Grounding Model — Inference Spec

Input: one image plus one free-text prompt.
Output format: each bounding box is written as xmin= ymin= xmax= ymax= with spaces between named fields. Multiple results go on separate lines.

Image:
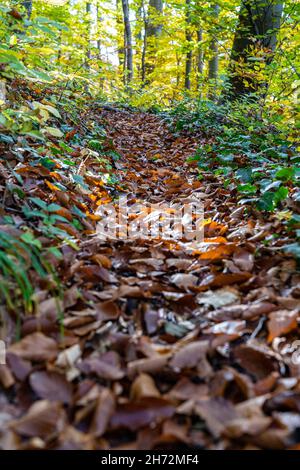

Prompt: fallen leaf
xmin=110 ymin=398 xmax=175 ymax=431
xmin=29 ymin=371 xmax=73 ymax=404
xmin=10 ymin=400 xmax=66 ymax=440
xmin=130 ymin=373 xmax=160 ymax=399
xmin=90 ymin=388 xmax=115 ymax=437
xmin=197 ymin=287 xmax=240 ymax=308
xmin=234 ymin=342 xmax=278 ymax=379
xmin=195 ymin=397 xmax=237 ymax=438
xmin=267 ymin=309 xmax=298 ymax=342
xmin=8 ymin=332 xmax=58 ymax=362
xmin=169 ymin=341 xmax=209 ymax=372
xmin=169 ymin=273 xmax=198 ymax=291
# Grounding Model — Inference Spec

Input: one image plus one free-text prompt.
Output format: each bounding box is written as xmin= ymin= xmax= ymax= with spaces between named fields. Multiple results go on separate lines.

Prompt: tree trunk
xmin=86 ymin=2 xmax=91 ymax=66
xmin=196 ymin=28 xmax=203 ymax=90
xmin=122 ymin=0 xmax=133 ymax=84
xmin=144 ymin=0 xmax=163 ymax=80
xmin=116 ymin=0 xmax=125 ymax=71
xmin=184 ymin=0 xmax=192 ymax=91
xmin=97 ymin=5 xmax=102 ymax=58
xmin=228 ymin=0 xmax=283 ymax=97
xmin=135 ymin=0 xmax=143 ymax=80
xmin=141 ymin=1 xmax=147 ymax=82
xmin=208 ymin=3 xmax=219 ymax=100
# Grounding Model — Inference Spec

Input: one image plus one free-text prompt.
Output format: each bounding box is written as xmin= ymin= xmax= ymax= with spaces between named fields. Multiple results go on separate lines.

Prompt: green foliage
xmin=0 ymin=227 xmax=60 ymax=316
xmin=178 ymin=97 xmax=299 ymax=221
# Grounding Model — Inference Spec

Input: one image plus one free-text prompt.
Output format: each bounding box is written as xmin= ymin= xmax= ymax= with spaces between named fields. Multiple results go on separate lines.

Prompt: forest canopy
xmin=0 ymin=1 xmax=299 ymax=114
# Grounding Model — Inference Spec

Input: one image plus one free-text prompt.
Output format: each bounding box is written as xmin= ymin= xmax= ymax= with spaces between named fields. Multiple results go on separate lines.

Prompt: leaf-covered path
xmin=1 ymin=108 xmax=300 ymax=450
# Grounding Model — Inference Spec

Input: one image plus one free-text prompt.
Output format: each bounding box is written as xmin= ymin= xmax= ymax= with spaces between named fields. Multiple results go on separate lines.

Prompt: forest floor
xmin=0 ymin=103 xmax=300 ymax=450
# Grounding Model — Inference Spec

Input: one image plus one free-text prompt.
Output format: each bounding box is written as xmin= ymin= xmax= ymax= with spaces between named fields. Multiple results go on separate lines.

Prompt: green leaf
xmin=47 ymin=247 xmax=63 ymax=259
xmin=47 ymin=203 xmax=63 ymax=212
xmin=20 ymin=232 xmax=42 ymax=249
xmin=29 ymin=197 xmax=48 ymax=210
xmin=257 ymin=192 xmax=275 ymax=211
xmin=43 ymin=104 xmax=61 ymax=118
xmin=237 ymin=183 xmax=257 ymax=194
xmin=274 ymin=186 xmax=288 ymax=204
xmin=275 ymin=168 xmax=295 ymax=182
xmin=43 ymin=126 xmax=63 ymax=138
xmin=236 ymin=167 xmax=253 ymax=183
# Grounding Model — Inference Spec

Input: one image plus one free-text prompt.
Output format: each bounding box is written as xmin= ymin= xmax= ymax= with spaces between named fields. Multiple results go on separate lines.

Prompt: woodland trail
xmin=1 ymin=109 xmax=300 ymax=450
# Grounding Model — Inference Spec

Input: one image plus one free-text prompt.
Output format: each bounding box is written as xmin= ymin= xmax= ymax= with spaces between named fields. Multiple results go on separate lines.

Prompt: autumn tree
xmin=122 ymin=0 xmax=133 ymax=84
xmin=184 ymin=0 xmax=192 ymax=90
xmin=228 ymin=0 xmax=283 ymax=97
xmin=144 ymin=0 xmax=163 ymax=81
xmin=208 ymin=3 xmax=220 ymax=100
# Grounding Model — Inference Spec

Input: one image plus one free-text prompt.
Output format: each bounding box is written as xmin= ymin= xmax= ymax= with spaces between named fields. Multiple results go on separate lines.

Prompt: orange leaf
xmin=204 ymin=237 xmax=227 ymax=243
xmin=55 ymin=208 xmax=73 ymax=222
xmin=267 ymin=310 xmax=298 ymax=343
xmin=199 ymin=244 xmax=235 ymax=260
xmin=46 ymin=180 xmax=60 ymax=192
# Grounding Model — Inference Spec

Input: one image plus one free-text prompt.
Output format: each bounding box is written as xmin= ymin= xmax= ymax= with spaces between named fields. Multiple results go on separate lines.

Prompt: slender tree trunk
xmin=176 ymin=52 xmax=181 ymax=89
xmin=97 ymin=5 xmax=102 ymax=58
xmin=141 ymin=1 xmax=147 ymax=83
xmin=86 ymin=2 xmax=91 ymax=67
xmin=208 ymin=3 xmax=219 ymax=100
xmin=135 ymin=0 xmax=143 ymax=80
xmin=116 ymin=0 xmax=125 ymax=71
xmin=97 ymin=5 xmax=105 ymax=90
xmin=144 ymin=0 xmax=163 ymax=80
xmin=184 ymin=0 xmax=192 ymax=91
xmin=228 ymin=0 xmax=283 ymax=97
xmin=196 ymin=28 xmax=203 ymax=90
xmin=122 ymin=0 xmax=133 ymax=84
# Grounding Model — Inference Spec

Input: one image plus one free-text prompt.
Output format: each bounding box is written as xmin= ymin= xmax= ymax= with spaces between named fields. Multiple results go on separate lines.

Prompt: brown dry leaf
xmin=210 ymin=301 xmax=276 ymax=321
xmin=224 ymin=416 xmax=272 ymax=439
xmin=91 ymin=253 xmax=112 ymax=268
xmin=169 ymin=341 xmax=209 ymax=372
xmin=234 ymin=342 xmax=278 ymax=379
xmin=198 ymin=272 xmax=252 ymax=289
xmin=95 ymin=300 xmax=120 ymax=321
xmin=55 ymin=426 xmax=95 ymax=450
xmin=6 ymin=353 xmax=32 ymax=381
xmin=10 ymin=400 xmax=66 ymax=440
xmin=130 ymin=373 xmax=160 ymax=400
xmin=169 ymin=273 xmax=198 ymax=291
xmin=267 ymin=309 xmax=299 ymax=343
xmin=263 ymin=392 xmax=300 ymax=414
xmin=29 ymin=371 xmax=73 ymax=404
xmin=197 ymin=287 xmax=240 ymax=309
xmin=110 ymin=397 xmax=175 ymax=431
xmin=36 ymin=297 xmax=63 ymax=318
xmin=90 ymin=388 xmax=115 ymax=437
xmin=233 ymin=248 xmax=254 ymax=272
xmin=167 ymin=377 xmax=208 ymax=401
xmin=0 ymin=365 xmax=15 ymax=388
xmin=195 ymin=397 xmax=237 ymax=438
xmin=8 ymin=332 xmax=58 ymax=362
xmin=81 ymin=351 xmax=125 ymax=381
xmin=128 ymin=355 xmax=170 ymax=377
xmin=166 ymin=258 xmax=192 ymax=269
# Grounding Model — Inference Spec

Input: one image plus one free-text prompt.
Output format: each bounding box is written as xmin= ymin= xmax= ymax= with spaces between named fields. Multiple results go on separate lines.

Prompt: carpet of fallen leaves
xmin=0 ymin=103 xmax=300 ymax=450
